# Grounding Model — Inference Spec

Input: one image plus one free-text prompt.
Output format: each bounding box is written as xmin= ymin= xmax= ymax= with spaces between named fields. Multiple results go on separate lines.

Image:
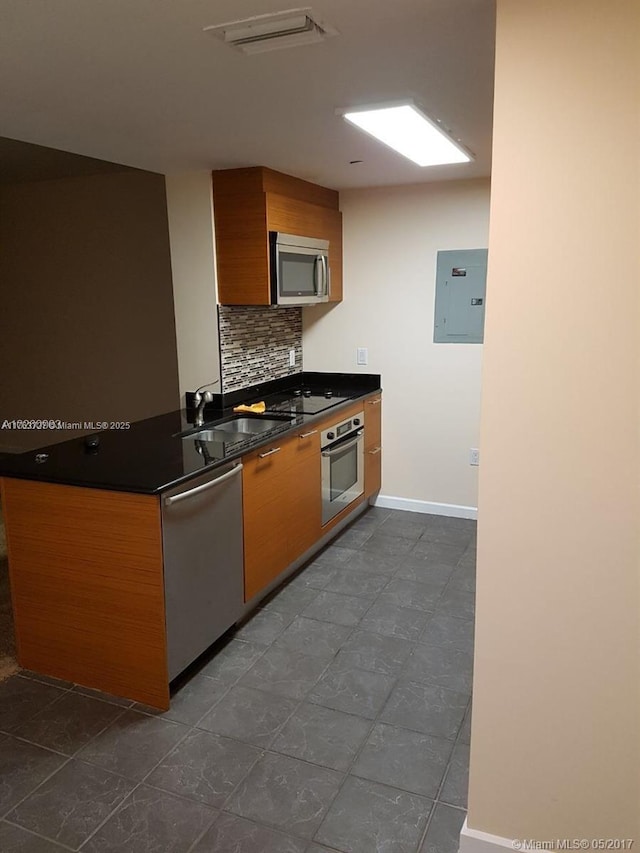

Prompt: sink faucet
xmin=193 ymin=380 xmax=220 ymax=427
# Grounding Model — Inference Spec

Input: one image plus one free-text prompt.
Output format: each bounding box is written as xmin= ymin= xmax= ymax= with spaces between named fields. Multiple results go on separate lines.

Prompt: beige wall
xmin=0 ymin=171 xmax=179 ymax=451
xmin=469 ymin=0 xmax=640 ymax=842
xmin=303 ymin=179 xmax=490 ymax=510
xmin=165 ymin=172 xmax=221 ymax=405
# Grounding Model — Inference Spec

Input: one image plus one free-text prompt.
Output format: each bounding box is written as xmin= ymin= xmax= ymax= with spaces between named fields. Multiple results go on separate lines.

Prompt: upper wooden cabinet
xmin=212 ymin=166 xmax=343 ymax=306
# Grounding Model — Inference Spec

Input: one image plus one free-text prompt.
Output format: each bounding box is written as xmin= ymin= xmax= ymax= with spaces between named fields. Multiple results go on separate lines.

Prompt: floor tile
xmin=419 ymin=615 xmax=474 ymax=654
xmin=402 ymin=645 xmax=473 ymax=694
xmin=435 ymin=587 xmax=475 ymax=621
xmin=447 ymin=564 xmax=475 ymax=593
xmin=419 ymin=528 xmax=473 ymax=549
xmin=134 ymin=673 xmax=229 ymax=726
xmin=198 ymin=640 xmax=266 ymax=688
xmin=322 ymin=568 xmax=389 ymax=599
xmin=457 ymin=549 xmax=476 ymax=571
xmin=379 ymin=681 xmax=468 ymax=740
xmin=352 ymin=722 xmax=453 ymax=799
xmin=302 ymin=591 xmax=373 ymax=627
xmin=419 ymin=802 xmax=466 ymax=853
xmin=334 ymin=550 xmax=401 ymax=576
xmin=361 ymin=506 xmax=392 ymax=524
xmin=380 ymin=579 xmax=443 ymax=612
xmin=313 ymin=544 xmax=356 ymax=568
xmin=77 ymin=709 xmax=187 ymax=781
xmin=0 ymin=676 xmax=66 ymax=733
xmin=0 ymin=822 xmax=68 ymax=851
xmin=240 ymin=646 xmax=330 ymax=700
xmin=226 ymin=752 xmax=343 ymax=840
xmin=308 ymin=664 xmax=395 ymax=719
xmin=272 ymin=616 xmax=352 ymax=660
xmin=361 ymin=532 xmax=416 ymax=557
xmin=0 ymin=734 xmax=67 ymax=814
xmin=271 ymin=702 xmax=372 ymax=771
xmin=7 ymin=759 xmax=134 ymax=848
xmin=378 ymin=511 xmax=430 ymax=540
xmin=234 ymin=609 xmax=294 ymax=645
xmin=333 ymin=524 xmax=375 ymax=549
xmin=192 ymin=812 xmax=307 ymax=853
xmin=440 ymin=740 xmax=470 ymax=808
xmin=12 ymin=692 xmax=122 ymax=755
xmin=410 ymin=541 xmax=467 ymax=566
xmin=21 ymin=671 xmax=74 ymax=691
xmin=315 ymin=775 xmax=432 ymax=853
xmin=332 ymin=630 xmax=414 ymax=677
xmin=458 ymin=704 xmax=472 ymax=744
xmin=81 ymin=784 xmax=217 ymax=853
xmin=359 ymin=600 xmax=430 ymax=641
xmin=71 ymin=685 xmax=134 ymax=707
xmin=262 ymin=585 xmax=321 ymax=616
xmin=198 ymin=685 xmax=297 ymax=748
xmin=394 ymin=558 xmax=453 ymax=588
xmin=146 ymin=729 xmax=260 ymax=808
xmin=288 ymin=561 xmax=338 ymax=590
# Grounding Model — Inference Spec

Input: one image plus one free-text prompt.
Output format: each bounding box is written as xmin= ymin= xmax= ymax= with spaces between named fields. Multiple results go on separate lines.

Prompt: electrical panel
xmin=434 ymin=248 xmax=488 ymax=344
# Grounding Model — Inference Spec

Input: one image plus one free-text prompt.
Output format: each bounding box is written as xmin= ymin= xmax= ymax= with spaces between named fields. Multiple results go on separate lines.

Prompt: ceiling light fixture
xmin=339 ymin=102 xmax=472 ymax=167
xmin=204 ymin=7 xmax=337 ymax=55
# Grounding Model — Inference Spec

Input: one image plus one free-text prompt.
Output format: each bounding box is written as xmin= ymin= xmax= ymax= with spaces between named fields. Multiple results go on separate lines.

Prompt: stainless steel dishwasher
xmin=161 ymin=462 xmax=244 ymax=681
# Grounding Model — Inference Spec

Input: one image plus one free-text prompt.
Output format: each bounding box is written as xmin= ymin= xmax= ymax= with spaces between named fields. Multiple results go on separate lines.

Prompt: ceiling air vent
xmin=204 ymin=7 xmax=338 ymax=55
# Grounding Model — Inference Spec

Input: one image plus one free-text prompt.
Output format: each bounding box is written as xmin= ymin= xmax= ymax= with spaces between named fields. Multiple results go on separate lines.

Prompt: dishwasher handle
xmin=164 ymin=463 xmax=243 ymax=506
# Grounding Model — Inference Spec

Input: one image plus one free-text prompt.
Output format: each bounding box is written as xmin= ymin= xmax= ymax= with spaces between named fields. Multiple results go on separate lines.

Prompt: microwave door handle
xmin=320 ymin=254 xmax=328 ymax=296
xmin=314 ymin=255 xmax=324 ymax=296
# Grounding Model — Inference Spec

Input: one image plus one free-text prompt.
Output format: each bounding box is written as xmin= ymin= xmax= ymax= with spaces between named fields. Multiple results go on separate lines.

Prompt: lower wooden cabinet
xmin=364 ymin=394 xmax=383 ymax=498
xmin=242 ymin=426 xmax=321 ymax=601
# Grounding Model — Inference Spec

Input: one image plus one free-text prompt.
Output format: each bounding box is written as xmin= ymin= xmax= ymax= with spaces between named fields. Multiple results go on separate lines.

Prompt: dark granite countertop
xmin=0 ymin=373 xmax=381 ymax=495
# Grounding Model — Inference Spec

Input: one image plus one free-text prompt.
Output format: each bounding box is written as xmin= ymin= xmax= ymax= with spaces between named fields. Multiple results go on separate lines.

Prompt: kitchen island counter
xmin=0 ymin=373 xmax=381 ymax=494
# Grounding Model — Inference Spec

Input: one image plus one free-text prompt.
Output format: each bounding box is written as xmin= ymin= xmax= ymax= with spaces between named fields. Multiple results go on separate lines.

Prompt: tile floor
xmin=0 ymin=507 xmax=475 ymax=853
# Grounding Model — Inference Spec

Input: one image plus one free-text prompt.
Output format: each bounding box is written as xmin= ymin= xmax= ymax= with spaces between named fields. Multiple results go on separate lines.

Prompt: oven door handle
xmin=321 ymin=430 xmax=364 ymax=457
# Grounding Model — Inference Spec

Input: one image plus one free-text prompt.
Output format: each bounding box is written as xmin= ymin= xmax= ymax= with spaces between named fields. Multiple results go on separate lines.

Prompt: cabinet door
xmin=287 ymin=427 xmax=322 ymax=561
xmin=242 ymin=439 xmax=294 ymax=601
xmin=364 ymin=395 xmax=382 ymax=497
xmin=212 ymin=184 xmax=271 ymax=306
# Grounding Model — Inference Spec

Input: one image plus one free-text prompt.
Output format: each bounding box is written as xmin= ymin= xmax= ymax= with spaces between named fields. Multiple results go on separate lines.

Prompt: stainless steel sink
xmin=212 ymin=418 xmax=287 ymax=435
xmin=181 ymin=416 xmax=291 ymax=441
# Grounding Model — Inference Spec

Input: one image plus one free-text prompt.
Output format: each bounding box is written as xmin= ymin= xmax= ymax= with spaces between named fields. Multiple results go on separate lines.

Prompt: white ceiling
xmin=0 ymin=0 xmax=495 ymax=189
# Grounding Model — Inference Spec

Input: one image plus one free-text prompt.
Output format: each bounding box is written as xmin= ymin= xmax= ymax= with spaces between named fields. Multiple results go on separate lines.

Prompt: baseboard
xmin=373 ymin=494 xmax=477 ymax=520
xmin=459 ymin=818 xmax=515 ymax=853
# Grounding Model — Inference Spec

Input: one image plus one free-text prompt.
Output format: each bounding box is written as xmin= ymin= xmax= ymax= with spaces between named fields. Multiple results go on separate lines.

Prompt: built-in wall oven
xmin=321 ymin=411 xmax=364 ymax=525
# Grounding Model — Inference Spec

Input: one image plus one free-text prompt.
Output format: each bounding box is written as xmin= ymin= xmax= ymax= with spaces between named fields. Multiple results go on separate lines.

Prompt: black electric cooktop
xmin=263 ymin=387 xmax=351 ymax=416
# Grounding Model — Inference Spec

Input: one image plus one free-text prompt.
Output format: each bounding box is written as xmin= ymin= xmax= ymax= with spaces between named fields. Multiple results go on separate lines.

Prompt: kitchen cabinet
xmin=1 ymin=477 xmax=171 ymax=710
xmin=364 ymin=393 xmax=383 ymax=497
xmin=242 ymin=425 xmax=321 ymax=601
xmin=1 ymin=464 xmax=244 ymax=710
xmin=212 ymin=166 xmax=343 ymax=305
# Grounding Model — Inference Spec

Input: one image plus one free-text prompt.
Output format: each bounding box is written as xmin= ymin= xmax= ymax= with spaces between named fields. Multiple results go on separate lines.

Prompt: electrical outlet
xmin=289 ymin=349 xmax=296 ymax=367
xmin=357 ymin=347 xmax=368 ymax=366
xmin=469 ymin=447 xmax=480 ymax=466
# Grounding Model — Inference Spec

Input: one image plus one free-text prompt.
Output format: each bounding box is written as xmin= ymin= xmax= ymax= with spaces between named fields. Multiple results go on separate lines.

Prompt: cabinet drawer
xmin=242 ymin=433 xmax=297 ymax=474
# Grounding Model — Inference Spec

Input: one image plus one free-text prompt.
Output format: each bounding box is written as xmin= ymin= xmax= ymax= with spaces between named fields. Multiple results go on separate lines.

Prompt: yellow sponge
xmin=233 ymin=401 xmax=266 ymax=414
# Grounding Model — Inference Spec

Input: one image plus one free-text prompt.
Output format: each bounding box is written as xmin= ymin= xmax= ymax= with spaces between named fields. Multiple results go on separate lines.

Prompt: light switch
xmin=357 ymin=347 xmax=368 ymax=366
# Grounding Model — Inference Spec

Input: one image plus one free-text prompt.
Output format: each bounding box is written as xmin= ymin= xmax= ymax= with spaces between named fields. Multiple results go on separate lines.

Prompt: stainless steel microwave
xmin=269 ymin=232 xmax=330 ymax=306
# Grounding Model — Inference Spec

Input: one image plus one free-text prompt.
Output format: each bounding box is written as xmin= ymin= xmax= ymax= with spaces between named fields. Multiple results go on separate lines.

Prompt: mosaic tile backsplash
xmin=218 ymin=305 xmax=303 ymax=392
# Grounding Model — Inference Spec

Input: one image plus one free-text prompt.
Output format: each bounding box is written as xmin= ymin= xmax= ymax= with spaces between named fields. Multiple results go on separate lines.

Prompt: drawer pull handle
xmin=258 ymin=447 xmax=282 ymax=459
xmin=368 ymin=447 xmax=382 ymax=455
xmin=298 ymin=430 xmax=318 ymax=439
xmin=368 ymin=398 xmax=381 ymax=405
